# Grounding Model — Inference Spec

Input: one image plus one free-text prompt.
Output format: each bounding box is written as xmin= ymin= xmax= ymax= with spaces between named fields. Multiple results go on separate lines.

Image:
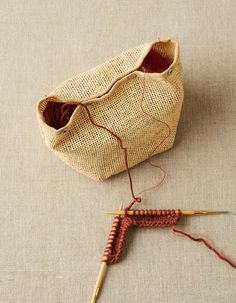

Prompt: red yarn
xmin=173 ymin=228 xmax=236 ymax=269
xmin=75 ymin=102 xmax=139 ymax=204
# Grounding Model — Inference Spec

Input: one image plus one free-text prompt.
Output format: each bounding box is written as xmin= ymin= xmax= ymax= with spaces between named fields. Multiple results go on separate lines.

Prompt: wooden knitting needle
xmin=105 ymin=210 xmax=229 ymax=216
xmin=91 ymin=204 xmax=123 ymax=303
xmin=91 ymin=262 xmax=107 ymax=303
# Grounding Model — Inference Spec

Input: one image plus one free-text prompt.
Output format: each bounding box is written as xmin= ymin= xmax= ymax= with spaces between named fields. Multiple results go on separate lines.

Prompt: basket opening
xmin=43 ymin=100 xmax=78 ymax=129
xmin=138 ymin=40 xmax=175 ymax=73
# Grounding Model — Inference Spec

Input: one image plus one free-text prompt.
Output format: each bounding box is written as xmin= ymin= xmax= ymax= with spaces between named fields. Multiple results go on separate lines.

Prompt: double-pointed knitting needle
xmin=91 ymin=204 xmax=123 ymax=303
xmin=105 ymin=210 xmax=230 ymax=216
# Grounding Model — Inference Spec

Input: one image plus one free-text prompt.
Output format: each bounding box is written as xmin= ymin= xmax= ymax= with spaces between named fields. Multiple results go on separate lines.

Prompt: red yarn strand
xmin=135 ymin=74 xmax=171 ymax=198
xmin=126 ymin=75 xmax=172 ymax=209
xmin=74 ymin=102 xmax=138 ymax=203
xmin=173 ymin=228 xmax=236 ymax=269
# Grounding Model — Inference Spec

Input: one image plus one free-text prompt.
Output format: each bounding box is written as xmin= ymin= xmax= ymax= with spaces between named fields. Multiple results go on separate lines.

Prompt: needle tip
xmin=91 ymin=289 xmax=99 ymax=303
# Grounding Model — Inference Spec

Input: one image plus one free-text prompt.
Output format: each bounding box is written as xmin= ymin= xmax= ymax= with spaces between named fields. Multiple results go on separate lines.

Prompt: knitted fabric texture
xmin=102 ymin=210 xmax=236 ymax=269
xmin=103 ymin=209 xmax=181 ymax=265
xmin=36 ymin=39 xmax=184 ymax=181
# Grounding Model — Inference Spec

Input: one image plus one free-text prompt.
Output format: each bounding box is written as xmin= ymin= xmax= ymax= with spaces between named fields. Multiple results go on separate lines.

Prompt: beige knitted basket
xmin=36 ymin=39 xmax=184 ymax=181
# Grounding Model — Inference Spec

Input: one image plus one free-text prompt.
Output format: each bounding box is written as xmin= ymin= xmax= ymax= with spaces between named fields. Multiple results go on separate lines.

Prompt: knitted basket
xmin=36 ymin=39 xmax=184 ymax=181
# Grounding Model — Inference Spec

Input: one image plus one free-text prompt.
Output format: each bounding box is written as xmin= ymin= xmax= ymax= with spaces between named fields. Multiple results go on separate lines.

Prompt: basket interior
xmin=138 ymin=40 xmax=175 ymax=73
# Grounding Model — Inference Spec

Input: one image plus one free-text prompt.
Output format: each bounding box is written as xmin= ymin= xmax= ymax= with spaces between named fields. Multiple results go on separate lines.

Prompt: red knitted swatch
xmin=102 ymin=209 xmax=181 ymax=265
xmin=102 ymin=209 xmax=236 ymax=269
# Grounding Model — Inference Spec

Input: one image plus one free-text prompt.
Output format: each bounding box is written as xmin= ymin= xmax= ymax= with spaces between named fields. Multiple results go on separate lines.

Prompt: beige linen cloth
xmin=0 ymin=1 xmax=236 ymax=303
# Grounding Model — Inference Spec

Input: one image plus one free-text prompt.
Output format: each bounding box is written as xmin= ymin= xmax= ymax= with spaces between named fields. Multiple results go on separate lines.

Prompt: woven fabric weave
xmin=36 ymin=39 xmax=184 ymax=181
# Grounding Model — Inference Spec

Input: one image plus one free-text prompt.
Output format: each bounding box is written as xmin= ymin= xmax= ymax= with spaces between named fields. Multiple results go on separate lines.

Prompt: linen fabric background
xmin=0 ymin=1 xmax=236 ymax=303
